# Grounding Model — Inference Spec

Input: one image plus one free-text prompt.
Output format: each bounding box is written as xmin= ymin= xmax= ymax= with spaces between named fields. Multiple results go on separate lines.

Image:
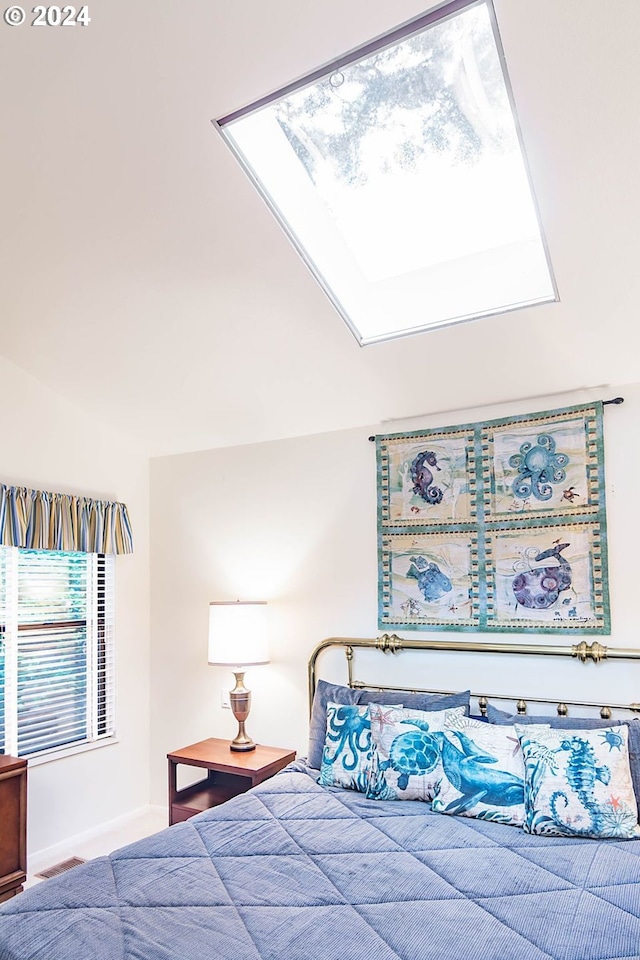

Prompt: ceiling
xmin=2 ymin=0 xmax=639 ymax=456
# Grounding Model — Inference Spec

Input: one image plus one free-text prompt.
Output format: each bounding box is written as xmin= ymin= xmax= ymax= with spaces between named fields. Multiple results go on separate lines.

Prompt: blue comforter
xmin=2 ymin=762 xmax=640 ymax=960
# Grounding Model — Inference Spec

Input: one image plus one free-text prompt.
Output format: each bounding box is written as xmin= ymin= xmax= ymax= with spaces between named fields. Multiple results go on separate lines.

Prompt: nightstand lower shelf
xmin=171 ymin=772 xmax=251 ymax=823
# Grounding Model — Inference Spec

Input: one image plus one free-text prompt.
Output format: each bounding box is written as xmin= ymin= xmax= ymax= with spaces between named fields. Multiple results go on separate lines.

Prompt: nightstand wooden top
xmin=167 ymin=738 xmax=295 ymax=777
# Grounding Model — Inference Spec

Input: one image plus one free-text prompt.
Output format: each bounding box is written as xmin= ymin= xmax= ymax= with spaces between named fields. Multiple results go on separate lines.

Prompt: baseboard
xmin=28 ymin=804 xmax=168 ymax=877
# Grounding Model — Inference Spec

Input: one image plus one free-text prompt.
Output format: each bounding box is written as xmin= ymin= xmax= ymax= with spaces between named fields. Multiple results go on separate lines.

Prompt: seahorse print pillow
xmin=319 ymin=702 xmax=401 ymax=793
xmin=431 ymin=716 xmax=526 ymax=826
xmin=516 ymin=724 xmax=640 ymax=839
xmin=367 ymin=705 xmax=466 ymax=801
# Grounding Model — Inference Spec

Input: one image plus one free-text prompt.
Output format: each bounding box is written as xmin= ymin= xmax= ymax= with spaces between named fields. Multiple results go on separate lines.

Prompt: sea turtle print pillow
xmin=318 ymin=702 xmax=401 ymax=793
xmin=431 ymin=716 xmax=526 ymax=826
xmin=367 ymin=705 xmax=466 ymax=801
xmin=516 ymin=724 xmax=640 ymax=839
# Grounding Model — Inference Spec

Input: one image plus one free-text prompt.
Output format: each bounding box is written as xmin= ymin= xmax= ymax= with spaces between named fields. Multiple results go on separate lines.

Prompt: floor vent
xmin=35 ymin=856 xmax=87 ymax=879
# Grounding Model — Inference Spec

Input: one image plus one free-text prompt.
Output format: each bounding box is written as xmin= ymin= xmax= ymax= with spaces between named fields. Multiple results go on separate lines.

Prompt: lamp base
xmin=229 ymin=671 xmax=257 ymax=752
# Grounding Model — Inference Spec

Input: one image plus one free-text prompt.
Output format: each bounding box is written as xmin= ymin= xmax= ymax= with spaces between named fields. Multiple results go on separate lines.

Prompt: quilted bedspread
xmin=2 ymin=762 xmax=640 ymax=960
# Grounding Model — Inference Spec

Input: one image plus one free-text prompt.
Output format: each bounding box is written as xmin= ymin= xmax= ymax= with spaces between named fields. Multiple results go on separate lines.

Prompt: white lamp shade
xmin=208 ymin=601 xmax=270 ymax=666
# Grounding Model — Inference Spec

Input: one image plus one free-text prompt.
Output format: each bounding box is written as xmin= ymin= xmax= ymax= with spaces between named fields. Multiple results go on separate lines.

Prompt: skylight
xmin=215 ymin=0 xmax=557 ymax=345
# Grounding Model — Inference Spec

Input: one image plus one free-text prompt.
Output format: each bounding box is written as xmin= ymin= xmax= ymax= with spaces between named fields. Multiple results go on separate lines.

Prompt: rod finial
xmin=376 ymin=633 xmax=403 ymax=654
xmin=572 ymin=641 xmax=608 ymax=663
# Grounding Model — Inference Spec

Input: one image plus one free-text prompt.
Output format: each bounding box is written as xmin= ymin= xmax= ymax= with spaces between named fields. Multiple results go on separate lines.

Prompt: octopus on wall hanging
xmin=508 ymin=434 xmax=569 ymax=502
xmin=376 ymin=402 xmax=610 ymax=634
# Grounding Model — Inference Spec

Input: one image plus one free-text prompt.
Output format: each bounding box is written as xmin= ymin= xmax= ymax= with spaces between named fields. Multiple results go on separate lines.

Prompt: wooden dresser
xmin=0 ymin=755 xmax=27 ymax=902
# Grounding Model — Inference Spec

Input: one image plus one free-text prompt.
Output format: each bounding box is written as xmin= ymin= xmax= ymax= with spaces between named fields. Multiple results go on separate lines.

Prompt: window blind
xmin=0 ymin=547 xmax=114 ymax=758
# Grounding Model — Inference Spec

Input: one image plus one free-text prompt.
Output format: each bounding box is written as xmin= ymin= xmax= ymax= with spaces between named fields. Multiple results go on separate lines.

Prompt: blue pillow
xmin=359 ymin=689 xmax=471 ymax=713
xmin=308 ymin=680 xmax=470 ymax=770
xmin=486 ymin=705 xmax=640 ymax=806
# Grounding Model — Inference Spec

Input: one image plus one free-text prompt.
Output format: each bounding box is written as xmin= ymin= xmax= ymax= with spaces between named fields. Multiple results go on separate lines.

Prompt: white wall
xmin=0 ymin=355 xmax=151 ymax=856
xmin=149 ymin=380 xmax=640 ymax=804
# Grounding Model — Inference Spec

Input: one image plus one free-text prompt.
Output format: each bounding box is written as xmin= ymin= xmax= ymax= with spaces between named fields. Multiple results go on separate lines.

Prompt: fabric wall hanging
xmin=376 ymin=402 xmax=609 ymax=634
xmin=0 ymin=484 xmax=134 ymax=555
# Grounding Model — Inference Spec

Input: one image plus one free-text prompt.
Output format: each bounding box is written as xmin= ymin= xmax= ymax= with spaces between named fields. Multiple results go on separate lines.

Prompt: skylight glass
xmin=215 ymin=0 xmax=557 ymax=345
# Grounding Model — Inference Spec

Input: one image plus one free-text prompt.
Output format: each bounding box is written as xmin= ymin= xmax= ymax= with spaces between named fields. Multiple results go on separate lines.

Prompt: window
xmin=215 ymin=0 xmax=557 ymax=344
xmin=0 ymin=548 xmax=115 ymax=759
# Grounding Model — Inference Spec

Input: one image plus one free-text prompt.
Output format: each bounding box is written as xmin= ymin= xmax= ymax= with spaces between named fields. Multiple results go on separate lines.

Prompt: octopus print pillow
xmin=367 ymin=705 xmax=466 ymax=801
xmin=516 ymin=724 xmax=640 ymax=839
xmin=431 ymin=716 xmax=526 ymax=826
xmin=319 ymin=702 xmax=401 ymax=793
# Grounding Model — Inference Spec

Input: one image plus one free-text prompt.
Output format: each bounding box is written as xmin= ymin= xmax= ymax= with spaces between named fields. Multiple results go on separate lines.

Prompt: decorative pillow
xmin=516 ymin=724 xmax=640 ymax=839
xmin=308 ymin=681 xmax=470 ymax=770
xmin=367 ymin=705 xmax=466 ymax=801
xmin=318 ymin=702 xmax=401 ymax=793
xmin=308 ymin=681 xmax=360 ymax=770
xmin=486 ymin=706 xmax=640 ymax=806
xmin=431 ymin=716 xmax=525 ymax=826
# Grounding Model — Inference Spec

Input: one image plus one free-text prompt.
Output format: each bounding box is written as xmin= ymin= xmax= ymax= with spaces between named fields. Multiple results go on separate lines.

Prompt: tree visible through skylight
xmin=216 ymin=0 xmax=557 ymax=344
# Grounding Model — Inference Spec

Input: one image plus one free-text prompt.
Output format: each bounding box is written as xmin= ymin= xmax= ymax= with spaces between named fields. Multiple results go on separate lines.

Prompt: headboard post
xmin=345 ymin=646 xmax=354 ymax=687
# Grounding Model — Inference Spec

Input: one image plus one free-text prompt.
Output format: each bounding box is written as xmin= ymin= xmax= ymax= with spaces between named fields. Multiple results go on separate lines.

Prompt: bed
xmin=2 ymin=635 xmax=640 ymax=960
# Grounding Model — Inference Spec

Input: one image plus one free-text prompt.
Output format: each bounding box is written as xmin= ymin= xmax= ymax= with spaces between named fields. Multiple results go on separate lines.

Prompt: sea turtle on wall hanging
xmin=511 ymin=542 xmax=572 ymax=609
xmin=407 ymin=555 xmax=452 ymax=602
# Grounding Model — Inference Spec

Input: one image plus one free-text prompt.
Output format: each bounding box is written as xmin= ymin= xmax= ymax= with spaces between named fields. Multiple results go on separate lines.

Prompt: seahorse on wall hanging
xmin=410 ymin=450 xmax=443 ymax=504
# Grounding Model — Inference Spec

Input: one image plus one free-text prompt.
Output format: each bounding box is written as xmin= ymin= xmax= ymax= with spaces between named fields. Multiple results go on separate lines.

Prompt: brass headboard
xmin=309 ymin=634 xmax=640 ymax=720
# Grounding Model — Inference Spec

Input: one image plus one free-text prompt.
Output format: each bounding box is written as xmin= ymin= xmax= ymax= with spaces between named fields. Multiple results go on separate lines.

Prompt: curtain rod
xmin=367 ymin=396 xmax=624 ymax=441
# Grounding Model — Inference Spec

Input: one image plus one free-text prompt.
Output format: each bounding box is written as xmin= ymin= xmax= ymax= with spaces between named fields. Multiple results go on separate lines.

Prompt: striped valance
xmin=0 ymin=484 xmax=134 ymax=555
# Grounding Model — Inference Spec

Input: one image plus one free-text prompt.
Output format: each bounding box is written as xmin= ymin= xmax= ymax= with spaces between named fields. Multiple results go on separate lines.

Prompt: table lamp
xmin=208 ymin=600 xmax=269 ymax=752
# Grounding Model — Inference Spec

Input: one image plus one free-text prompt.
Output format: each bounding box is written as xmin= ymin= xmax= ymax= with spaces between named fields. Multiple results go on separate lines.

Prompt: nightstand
xmin=167 ymin=738 xmax=296 ymax=825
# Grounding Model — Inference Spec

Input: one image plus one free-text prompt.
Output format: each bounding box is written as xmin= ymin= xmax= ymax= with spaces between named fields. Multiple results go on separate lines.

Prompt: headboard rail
xmin=309 ymin=635 xmax=640 ymax=720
